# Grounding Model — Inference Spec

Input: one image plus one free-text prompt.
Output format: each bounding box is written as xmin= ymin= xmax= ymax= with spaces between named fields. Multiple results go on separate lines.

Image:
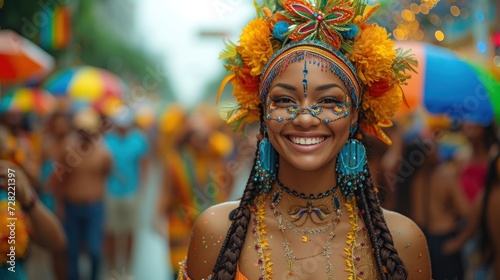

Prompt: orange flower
xmin=349 ymin=24 xmax=396 ymax=85
xmin=235 ymin=67 xmax=260 ymax=91
xmin=238 ymin=18 xmax=274 ymax=76
xmin=368 ymin=79 xmax=392 ymax=97
xmin=362 ymin=84 xmax=402 ymax=125
xmin=226 ymin=79 xmax=261 ymax=126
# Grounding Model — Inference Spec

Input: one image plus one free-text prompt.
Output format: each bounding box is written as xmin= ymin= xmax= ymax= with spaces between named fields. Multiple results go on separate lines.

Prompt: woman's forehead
xmin=267 ymin=60 xmax=351 ymax=97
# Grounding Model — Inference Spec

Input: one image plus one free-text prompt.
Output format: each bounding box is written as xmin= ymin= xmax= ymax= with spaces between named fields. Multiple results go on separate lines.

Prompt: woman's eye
xmin=273 ymin=97 xmax=296 ymax=105
xmin=319 ymin=97 xmax=343 ymax=105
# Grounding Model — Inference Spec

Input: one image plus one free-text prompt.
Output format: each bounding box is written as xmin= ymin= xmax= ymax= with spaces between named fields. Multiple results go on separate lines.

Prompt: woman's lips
xmin=287 ymin=136 xmax=326 ymax=145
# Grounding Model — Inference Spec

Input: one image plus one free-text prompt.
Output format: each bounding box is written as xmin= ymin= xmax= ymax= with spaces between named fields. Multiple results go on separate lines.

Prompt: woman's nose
xmin=292 ymin=107 xmax=321 ymax=128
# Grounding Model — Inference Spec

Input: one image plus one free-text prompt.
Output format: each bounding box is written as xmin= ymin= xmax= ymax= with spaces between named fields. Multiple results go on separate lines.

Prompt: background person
xmin=104 ymin=108 xmax=150 ymax=272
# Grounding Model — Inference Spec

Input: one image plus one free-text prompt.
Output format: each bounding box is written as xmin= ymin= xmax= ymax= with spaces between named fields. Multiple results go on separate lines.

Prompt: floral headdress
xmin=217 ymin=0 xmax=417 ymax=144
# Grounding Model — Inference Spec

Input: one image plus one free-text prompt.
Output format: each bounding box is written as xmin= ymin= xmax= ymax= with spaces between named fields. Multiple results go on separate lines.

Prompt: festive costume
xmin=181 ymin=0 xmax=418 ymax=279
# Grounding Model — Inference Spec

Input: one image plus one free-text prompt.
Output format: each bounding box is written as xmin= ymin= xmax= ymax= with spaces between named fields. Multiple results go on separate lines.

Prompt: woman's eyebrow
xmin=315 ymin=84 xmax=343 ymax=91
xmin=271 ymin=83 xmax=298 ymax=91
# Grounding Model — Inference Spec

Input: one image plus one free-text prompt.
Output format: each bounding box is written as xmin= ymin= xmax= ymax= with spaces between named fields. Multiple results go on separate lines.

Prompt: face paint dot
xmin=418 ymin=254 xmax=422 ymax=258
xmin=418 ymin=269 xmax=422 ymax=273
xmin=398 ymin=230 xmax=402 ymax=235
xmin=405 ymin=243 xmax=410 ymax=248
xmin=211 ymin=211 xmax=215 ymax=216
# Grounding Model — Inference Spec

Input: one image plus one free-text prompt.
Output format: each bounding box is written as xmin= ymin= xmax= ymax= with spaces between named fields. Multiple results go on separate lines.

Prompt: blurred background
xmin=0 ymin=0 xmax=499 ymax=279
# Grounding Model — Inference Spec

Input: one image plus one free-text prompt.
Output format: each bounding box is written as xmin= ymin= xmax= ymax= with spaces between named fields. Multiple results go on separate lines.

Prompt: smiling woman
xmin=179 ymin=1 xmax=431 ymax=280
xmin=265 ymin=55 xmax=355 ymax=175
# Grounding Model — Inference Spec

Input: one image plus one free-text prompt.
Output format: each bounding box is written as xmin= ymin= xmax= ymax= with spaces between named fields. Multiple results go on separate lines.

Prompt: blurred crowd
xmin=0 ymin=96 xmax=499 ymax=280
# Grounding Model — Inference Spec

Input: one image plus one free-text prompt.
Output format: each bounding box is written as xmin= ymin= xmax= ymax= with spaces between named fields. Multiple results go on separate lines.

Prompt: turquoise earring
xmin=336 ymin=125 xmax=367 ymax=196
xmin=255 ymin=133 xmax=278 ymax=193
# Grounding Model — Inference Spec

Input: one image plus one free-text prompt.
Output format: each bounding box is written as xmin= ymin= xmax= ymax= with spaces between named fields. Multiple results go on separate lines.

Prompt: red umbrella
xmin=0 ymin=30 xmax=55 ymax=84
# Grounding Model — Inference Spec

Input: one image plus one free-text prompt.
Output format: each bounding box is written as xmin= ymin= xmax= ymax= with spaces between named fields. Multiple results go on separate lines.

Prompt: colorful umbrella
xmin=0 ymin=87 xmax=56 ymax=115
xmin=44 ymin=66 xmax=126 ymax=114
xmin=397 ymin=42 xmax=499 ymax=126
xmin=0 ymin=30 xmax=55 ymax=84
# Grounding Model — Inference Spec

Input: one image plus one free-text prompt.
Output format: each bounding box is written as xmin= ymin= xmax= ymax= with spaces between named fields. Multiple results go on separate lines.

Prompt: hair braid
xmin=212 ymin=146 xmax=259 ymax=279
xmin=213 ymin=105 xmax=268 ymax=279
xmin=356 ymin=172 xmax=408 ymax=279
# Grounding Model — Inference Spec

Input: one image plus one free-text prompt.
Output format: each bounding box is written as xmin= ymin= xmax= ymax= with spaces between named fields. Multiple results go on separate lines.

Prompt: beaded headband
xmin=259 ymin=40 xmax=361 ymax=109
xmin=217 ymin=0 xmax=417 ymax=144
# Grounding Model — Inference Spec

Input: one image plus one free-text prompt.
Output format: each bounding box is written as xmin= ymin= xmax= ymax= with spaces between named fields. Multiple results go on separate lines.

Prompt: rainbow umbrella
xmin=397 ymin=42 xmax=499 ymax=126
xmin=0 ymin=87 xmax=56 ymax=115
xmin=0 ymin=30 xmax=55 ymax=84
xmin=44 ymin=66 xmax=126 ymax=114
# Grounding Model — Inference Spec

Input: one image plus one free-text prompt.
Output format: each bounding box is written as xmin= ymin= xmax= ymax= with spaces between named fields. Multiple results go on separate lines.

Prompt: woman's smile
xmin=287 ymin=135 xmax=328 ymax=145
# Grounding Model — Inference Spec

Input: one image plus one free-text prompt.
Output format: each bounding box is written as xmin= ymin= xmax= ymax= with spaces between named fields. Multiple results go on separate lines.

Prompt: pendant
xmin=301 ymin=235 xmax=308 ymax=243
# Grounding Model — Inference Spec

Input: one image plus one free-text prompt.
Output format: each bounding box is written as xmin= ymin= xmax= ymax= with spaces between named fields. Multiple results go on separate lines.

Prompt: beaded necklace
xmin=276 ymin=178 xmax=337 ymax=200
xmin=251 ymin=194 xmax=273 ymax=280
xmin=252 ymin=192 xmax=375 ymax=279
xmin=271 ymin=195 xmax=340 ymax=279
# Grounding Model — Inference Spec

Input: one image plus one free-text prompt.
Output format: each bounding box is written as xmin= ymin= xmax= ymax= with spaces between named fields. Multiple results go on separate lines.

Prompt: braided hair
xmin=212 ymin=106 xmax=268 ymax=279
xmin=355 ymin=168 xmax=408 ymax=280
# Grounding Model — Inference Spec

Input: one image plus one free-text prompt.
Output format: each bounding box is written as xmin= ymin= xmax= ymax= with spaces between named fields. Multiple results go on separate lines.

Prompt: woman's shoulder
xmin=382 ymin=208 xmax=432 ymax=279
xmin=192 ymin=201 xmax=240 ymax=234
xmin=185 ymin=201 xmax=240 ymax=278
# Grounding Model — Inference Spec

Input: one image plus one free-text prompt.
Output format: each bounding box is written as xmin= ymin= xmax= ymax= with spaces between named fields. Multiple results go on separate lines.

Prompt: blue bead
xmin=277 ymin=117 xmax=283 ymax=122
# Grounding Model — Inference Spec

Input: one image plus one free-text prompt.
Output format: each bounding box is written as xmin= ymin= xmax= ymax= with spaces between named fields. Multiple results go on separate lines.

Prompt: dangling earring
xmin=336 ymin=126 xmax=368 ymax=196
xmin=256 ymin=132 xmax=278 ymax=193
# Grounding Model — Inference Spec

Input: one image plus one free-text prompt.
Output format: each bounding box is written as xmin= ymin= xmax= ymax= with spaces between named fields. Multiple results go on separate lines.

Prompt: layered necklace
xmin=272 ymin=180 xmax=342 ymax=279
xmin=251 ymin=180 xmax=376 ymax=280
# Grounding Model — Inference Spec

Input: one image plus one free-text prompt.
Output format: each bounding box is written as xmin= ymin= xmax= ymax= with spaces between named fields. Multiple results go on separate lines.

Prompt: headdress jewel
xmin=217 ymin=0 xmax=417 ymax=145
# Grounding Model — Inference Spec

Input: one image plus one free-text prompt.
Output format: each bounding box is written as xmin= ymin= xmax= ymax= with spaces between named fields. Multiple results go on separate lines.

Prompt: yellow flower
xmin=362 ymin=85 xmax=402 ymax=125
xmin=237 ymin=18 xmax=274 ymax=76
xmin=349 ymin=24 xmax=396 ymax=85
xmin=227 ymin=79 xmax=261 ymax=125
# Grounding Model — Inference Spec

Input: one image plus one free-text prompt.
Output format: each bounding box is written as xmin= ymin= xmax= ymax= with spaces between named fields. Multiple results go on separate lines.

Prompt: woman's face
xmin=264 ymin=60 xmax=358 ymax=172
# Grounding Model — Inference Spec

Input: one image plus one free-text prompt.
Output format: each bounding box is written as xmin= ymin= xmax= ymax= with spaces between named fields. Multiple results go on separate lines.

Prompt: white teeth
xmin=290 ymin=137 xmax=325 ymax=145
